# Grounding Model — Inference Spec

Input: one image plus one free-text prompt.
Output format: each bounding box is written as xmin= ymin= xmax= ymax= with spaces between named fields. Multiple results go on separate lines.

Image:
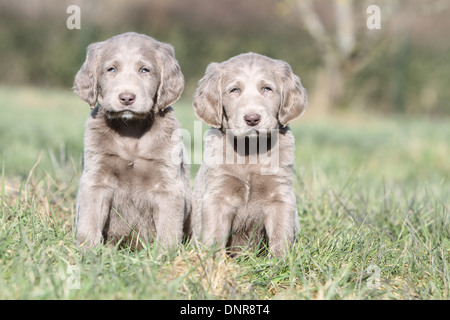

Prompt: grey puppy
xmin=190 ymin=53 xmax=307 ymax=257
xmin=74 ymin=32 xmax=190 ymax=250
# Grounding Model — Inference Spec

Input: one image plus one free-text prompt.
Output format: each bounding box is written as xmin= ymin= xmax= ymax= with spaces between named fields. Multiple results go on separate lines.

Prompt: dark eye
xmin=107 ymin=67 xmax=116 ymax=73
xmin=140 ymin=67 xmax=150 ymax=74
xmin=230 ymin=88 xmax=240 ymax=94
xmin=263 ymin=86 xmax=272 ymax=92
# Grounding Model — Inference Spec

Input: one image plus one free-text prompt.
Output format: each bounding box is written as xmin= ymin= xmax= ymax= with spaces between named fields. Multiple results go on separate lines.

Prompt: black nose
xmin=244 ymin=113 xmax=261 ymax=126
xmin=119 ymin=92 xmax=136 ymax=106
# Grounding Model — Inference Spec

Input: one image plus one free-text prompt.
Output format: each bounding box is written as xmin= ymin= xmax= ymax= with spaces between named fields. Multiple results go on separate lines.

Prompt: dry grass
xmin=161 ymin=248 xmax=242 ymax=298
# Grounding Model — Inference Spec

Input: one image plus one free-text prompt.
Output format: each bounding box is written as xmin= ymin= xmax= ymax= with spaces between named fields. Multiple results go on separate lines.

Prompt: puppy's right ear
xmin=193 ymin=63 xmax=223 ymax=128
xmin=73 ymin=42 xmax=104 ymax=108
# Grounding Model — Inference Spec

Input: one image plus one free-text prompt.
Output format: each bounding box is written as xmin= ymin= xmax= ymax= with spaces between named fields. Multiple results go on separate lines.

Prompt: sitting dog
xmin=73 ymin=32 xmax=190 ymax=250
xmin=190 ymin=53 xmax=307 ymax=257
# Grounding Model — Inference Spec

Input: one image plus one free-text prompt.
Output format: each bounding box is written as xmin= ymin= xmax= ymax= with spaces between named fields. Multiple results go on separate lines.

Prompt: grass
xmin=0 ymin=86 xmax=449 ymax=299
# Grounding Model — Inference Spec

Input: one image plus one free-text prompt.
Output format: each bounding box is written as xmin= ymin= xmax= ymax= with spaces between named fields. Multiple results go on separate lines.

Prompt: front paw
xmin=77 ymin=231 xmax=103 ymax=248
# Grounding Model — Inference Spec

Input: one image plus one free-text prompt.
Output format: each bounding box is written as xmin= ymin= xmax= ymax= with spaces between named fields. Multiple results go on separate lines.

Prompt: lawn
xmin=0 ymin=86 xmax=448 ymax=299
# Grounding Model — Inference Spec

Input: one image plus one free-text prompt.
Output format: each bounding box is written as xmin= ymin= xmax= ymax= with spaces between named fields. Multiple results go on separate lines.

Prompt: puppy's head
xmin=193 ymin=53 xmax=307 ymax=136
xmin=73 ymin=32 xmax=184 ymax=120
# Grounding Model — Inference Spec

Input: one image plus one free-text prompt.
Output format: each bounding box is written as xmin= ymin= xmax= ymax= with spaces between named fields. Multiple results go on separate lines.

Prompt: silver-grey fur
xmin=74 ymin=32 xmax=190 ymax=250
xmin=190 ymin=53 xmax=307 ymax=257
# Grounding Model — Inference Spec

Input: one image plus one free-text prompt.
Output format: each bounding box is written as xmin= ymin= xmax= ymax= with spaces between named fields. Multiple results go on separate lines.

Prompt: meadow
xmin=0 ymin=86 xmax=448 ymax=299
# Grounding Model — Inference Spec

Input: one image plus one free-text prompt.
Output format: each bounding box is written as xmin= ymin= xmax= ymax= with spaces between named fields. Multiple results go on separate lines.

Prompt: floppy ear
xmin=277 ymin=61 xmax=308 ymax=127
xmin=192 ymin=63 xmax=223 ymax=128
xmin=154 ymin=43 xmax=184 ymax=110
xmin=73 ymin=42 xmax=104 ymax=108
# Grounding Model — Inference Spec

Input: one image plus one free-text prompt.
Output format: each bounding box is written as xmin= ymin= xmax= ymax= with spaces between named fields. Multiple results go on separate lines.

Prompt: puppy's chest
xmin=99 ymin=138 xmax=166 ymax=183
xmin=225 ymin=166 xmax=283 ymax=202
xmin=228 ymin=171 xmax=277 ymax=227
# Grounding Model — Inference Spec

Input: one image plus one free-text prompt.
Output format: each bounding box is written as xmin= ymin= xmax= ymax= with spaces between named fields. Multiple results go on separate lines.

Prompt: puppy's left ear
xmin=277 ymin=61 xmax=308 ymax=127
xmin=155 ymin=43 xmax=185 ymax=110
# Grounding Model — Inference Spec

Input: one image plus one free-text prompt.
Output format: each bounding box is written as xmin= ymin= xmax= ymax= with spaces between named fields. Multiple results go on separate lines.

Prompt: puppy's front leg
xmin=264 ymin=198 xmax=298 ymax=257
xmin=201 ymin=194 xmax=235 ymax=249
xmin=76 ymin=175 xmax=112 ymax=247
xmin=153 ymin=193 xmax=185 ymax=251
xmin=199 ymin=174 xmax=246 ymax=249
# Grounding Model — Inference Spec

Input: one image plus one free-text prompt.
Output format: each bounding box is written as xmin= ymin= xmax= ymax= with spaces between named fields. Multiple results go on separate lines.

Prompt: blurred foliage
xmin=0 ymin=0 xmax=449 ymax=115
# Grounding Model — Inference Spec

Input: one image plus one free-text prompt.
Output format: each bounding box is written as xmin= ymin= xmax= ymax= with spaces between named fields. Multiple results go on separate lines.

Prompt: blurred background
xmin=1 ymin=0 xmax=449 ymax=114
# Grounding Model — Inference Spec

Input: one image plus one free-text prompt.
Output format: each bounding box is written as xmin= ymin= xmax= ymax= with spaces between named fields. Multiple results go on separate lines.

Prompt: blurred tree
xmin=284 ymin=0 xmax=400 ymax=111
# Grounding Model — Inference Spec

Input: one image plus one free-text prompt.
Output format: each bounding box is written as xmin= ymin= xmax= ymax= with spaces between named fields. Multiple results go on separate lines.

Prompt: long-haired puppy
xmin=190 ymin=53 xmax=307 ymax=257
xmin=74 ymin=32 xmax=191 ymax=250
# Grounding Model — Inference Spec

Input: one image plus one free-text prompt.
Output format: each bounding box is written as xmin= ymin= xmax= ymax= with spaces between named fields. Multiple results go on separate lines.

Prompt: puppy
xmin=190 ymin=53 xmax=307 ymax=257
xmin=74 ymin=32 xmax=190 ymax=250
